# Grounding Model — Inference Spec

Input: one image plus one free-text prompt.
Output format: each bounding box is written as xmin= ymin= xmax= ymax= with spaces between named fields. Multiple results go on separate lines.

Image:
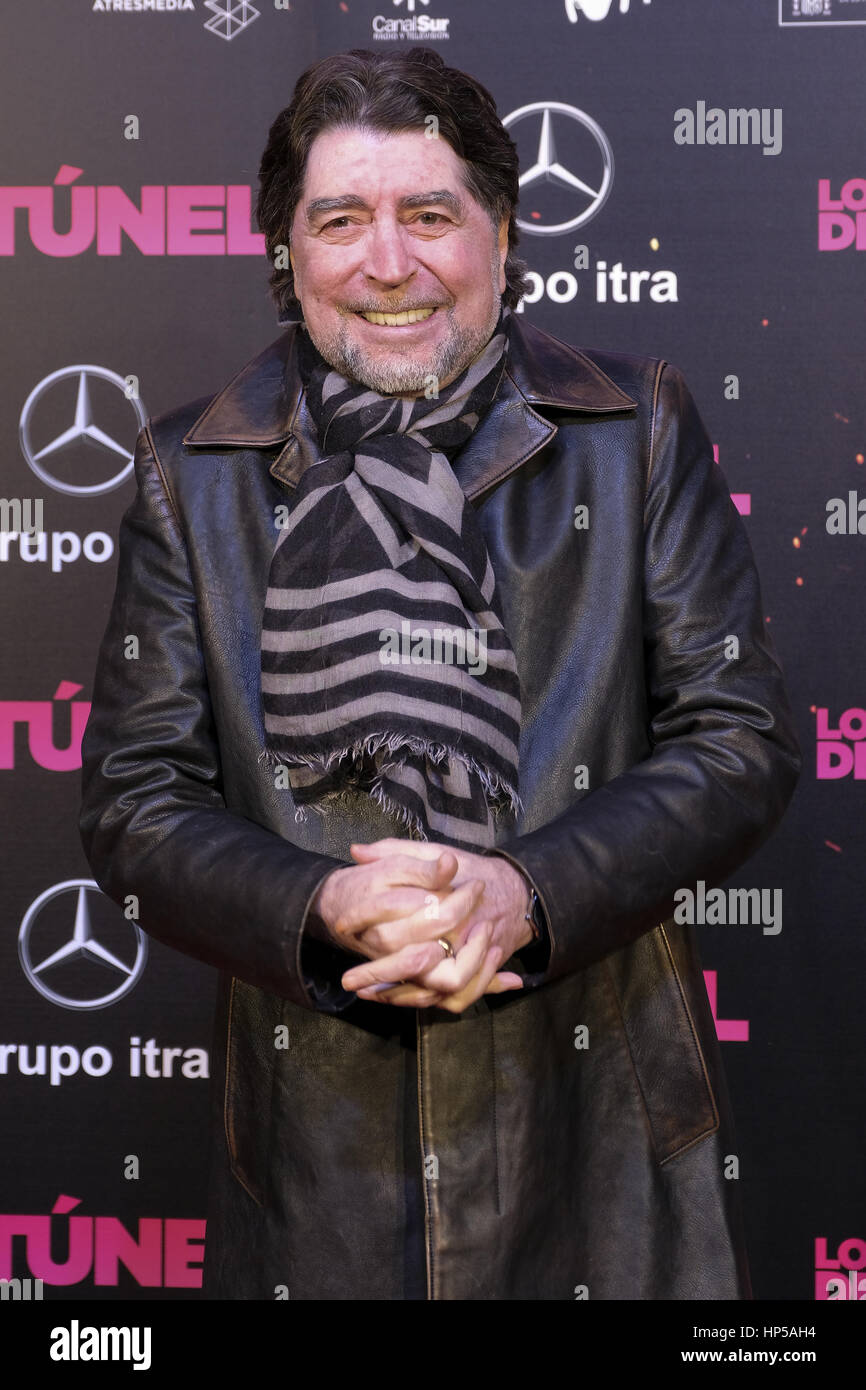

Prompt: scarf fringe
xmin=257 ymin=732 xmax=522 ymax=824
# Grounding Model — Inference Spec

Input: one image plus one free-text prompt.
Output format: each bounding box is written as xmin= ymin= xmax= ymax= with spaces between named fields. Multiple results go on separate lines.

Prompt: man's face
xmin=288 ymin=125 xmax=509 ymax=395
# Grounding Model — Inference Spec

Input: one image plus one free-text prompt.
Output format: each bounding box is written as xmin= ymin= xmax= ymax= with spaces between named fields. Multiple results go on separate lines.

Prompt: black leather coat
xmin=79 ymin=314 xmax=801 ymax=1300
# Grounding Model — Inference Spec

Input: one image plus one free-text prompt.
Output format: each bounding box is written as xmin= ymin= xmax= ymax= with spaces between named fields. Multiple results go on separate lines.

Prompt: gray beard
xmin=305 ymin=299 xmax=503 ymax=397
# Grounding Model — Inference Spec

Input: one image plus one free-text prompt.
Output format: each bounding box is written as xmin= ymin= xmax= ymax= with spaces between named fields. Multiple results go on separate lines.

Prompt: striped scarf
xmin=259 ymin=310 xmax=521 ymax=851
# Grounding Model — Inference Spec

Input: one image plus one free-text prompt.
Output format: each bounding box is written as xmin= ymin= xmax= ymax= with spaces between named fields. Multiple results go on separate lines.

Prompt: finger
xmin=350 ymin=838 xmax=438 ymax=859
xmin=345 ymin=925 xmax=490 ymax=993
xmin=485 ymin=971 xmax=524 ymax=991
xmin=356 ymin=981 xmax=442 ymax=1007
xmin=437 ymin=946 xmax=505 ymax=1014
xmin=332 ymin=855 xmax=461 ymax=939
xmin=396 ymin=920 xmax=494 ymax=995
xmin=359 ymin=879 xmax=484 ymax=956
xmin=356 ymin=970 xmax=521 ymax=1007
xmin=351 ymin=840 xmax=458 ymax=875
xmin=342 ymin=919 xmax=492 ymax=993
xmin=391 ymin=850 xmax=459 ymax=892
xmin=332 ymin=883 xmax=455 ymax=941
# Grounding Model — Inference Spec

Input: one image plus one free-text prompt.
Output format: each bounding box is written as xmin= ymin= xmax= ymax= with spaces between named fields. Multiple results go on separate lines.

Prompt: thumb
xmin=349 ymin=840 xmax=403 ymax=862
xmin=428 ymin=850 xmax=459 ymax=887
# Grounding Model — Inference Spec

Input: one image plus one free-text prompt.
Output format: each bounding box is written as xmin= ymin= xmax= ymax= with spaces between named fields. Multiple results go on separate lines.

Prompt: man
xmin=79 ymin=47 xmax=801 ymax=1300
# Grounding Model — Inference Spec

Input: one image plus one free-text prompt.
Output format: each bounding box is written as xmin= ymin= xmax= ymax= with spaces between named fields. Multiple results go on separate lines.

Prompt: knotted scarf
xmin=259 ymin=307 xmax=521 ymax=850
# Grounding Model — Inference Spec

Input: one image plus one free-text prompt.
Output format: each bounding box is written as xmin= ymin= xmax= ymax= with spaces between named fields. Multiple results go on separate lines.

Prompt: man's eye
xmin=323 ymin=212 xmax=447 ymax=231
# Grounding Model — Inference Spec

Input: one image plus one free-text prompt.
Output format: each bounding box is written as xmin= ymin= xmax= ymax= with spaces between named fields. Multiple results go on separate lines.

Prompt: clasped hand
xmin=309 ymin=837 xmax=533 ymax=1013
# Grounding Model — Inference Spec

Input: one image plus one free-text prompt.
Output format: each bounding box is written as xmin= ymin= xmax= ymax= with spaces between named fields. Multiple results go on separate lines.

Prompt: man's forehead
xmin=307 ymin=123 xmax=450 ymax=157
xmin=301 ymin=125 xmax=466 ymax=195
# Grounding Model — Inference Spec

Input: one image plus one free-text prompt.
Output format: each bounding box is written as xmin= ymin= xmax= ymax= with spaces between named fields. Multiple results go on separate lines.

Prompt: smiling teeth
xmin=360 ymin=308 xmax=436 ymax=326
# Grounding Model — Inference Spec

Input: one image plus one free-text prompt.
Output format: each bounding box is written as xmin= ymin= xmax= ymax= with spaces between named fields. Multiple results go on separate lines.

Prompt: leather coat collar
xmin=182 ymin=313 xmax=637 ymax=501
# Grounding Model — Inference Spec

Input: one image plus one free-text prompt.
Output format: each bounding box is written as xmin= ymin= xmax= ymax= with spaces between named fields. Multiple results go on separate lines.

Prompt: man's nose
xmin=361 ymin=219 xmax=416 ymax=289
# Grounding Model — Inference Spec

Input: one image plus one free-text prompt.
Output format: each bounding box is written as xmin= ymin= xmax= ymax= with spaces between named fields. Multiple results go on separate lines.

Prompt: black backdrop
xmin=1 ymin=0 xmax=864 ymax=1303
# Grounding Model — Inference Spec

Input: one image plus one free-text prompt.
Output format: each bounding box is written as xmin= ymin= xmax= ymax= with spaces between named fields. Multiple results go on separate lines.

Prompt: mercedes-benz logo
xmin=503 ymin=101 xmax=614 ymax=236
xmin=19 ymin=365 xmax=147 ymax=497
xmin=18 ymin=880 xmax=148 ymax=1011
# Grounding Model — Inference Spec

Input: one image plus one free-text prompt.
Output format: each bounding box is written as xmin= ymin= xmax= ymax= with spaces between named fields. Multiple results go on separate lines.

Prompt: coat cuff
xmin=298 ymin=864 xmax=367 ymax=1013
xmin=483 ymin=847 xmax=552 ymax=985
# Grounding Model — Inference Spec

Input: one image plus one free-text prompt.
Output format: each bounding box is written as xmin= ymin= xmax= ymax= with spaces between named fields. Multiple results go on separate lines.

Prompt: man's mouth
xmin=355 ymin=307 xmax=438 ymax=327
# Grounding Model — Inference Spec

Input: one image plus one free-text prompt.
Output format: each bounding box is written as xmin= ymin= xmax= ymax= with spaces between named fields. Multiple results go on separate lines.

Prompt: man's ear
xmin=497 ymin=218 xmax=508 ymax=295
xmin=289 ymin=246 xmax=301 ymax=298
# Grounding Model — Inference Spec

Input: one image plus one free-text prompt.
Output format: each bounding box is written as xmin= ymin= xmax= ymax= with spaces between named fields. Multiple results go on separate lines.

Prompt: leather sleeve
xmin=78 ymin=424 xmax=350 ymax=1011
xmin=494 ymin=362 xmax=802 ymax=988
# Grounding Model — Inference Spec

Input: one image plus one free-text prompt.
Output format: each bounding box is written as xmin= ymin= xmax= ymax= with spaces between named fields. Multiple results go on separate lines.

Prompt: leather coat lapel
xmin=182 ymin=315 xmax=637 ymax=501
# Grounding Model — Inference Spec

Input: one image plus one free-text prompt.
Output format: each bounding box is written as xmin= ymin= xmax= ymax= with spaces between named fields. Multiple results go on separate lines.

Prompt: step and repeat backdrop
xmin=1 ymin=0 xmax=864 ymax=1303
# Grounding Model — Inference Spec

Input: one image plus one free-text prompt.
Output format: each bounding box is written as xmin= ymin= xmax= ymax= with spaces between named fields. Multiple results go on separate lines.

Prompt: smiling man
xmin=289 ymin=128 xmax=506 ymax=397
xmin=80 ymin=47 xmax=801 ymax=1301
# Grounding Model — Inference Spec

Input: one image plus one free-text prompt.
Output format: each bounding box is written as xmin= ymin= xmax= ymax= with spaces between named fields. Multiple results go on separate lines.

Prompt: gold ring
xmin=437 ymin=937 xmax=455 ymax=959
